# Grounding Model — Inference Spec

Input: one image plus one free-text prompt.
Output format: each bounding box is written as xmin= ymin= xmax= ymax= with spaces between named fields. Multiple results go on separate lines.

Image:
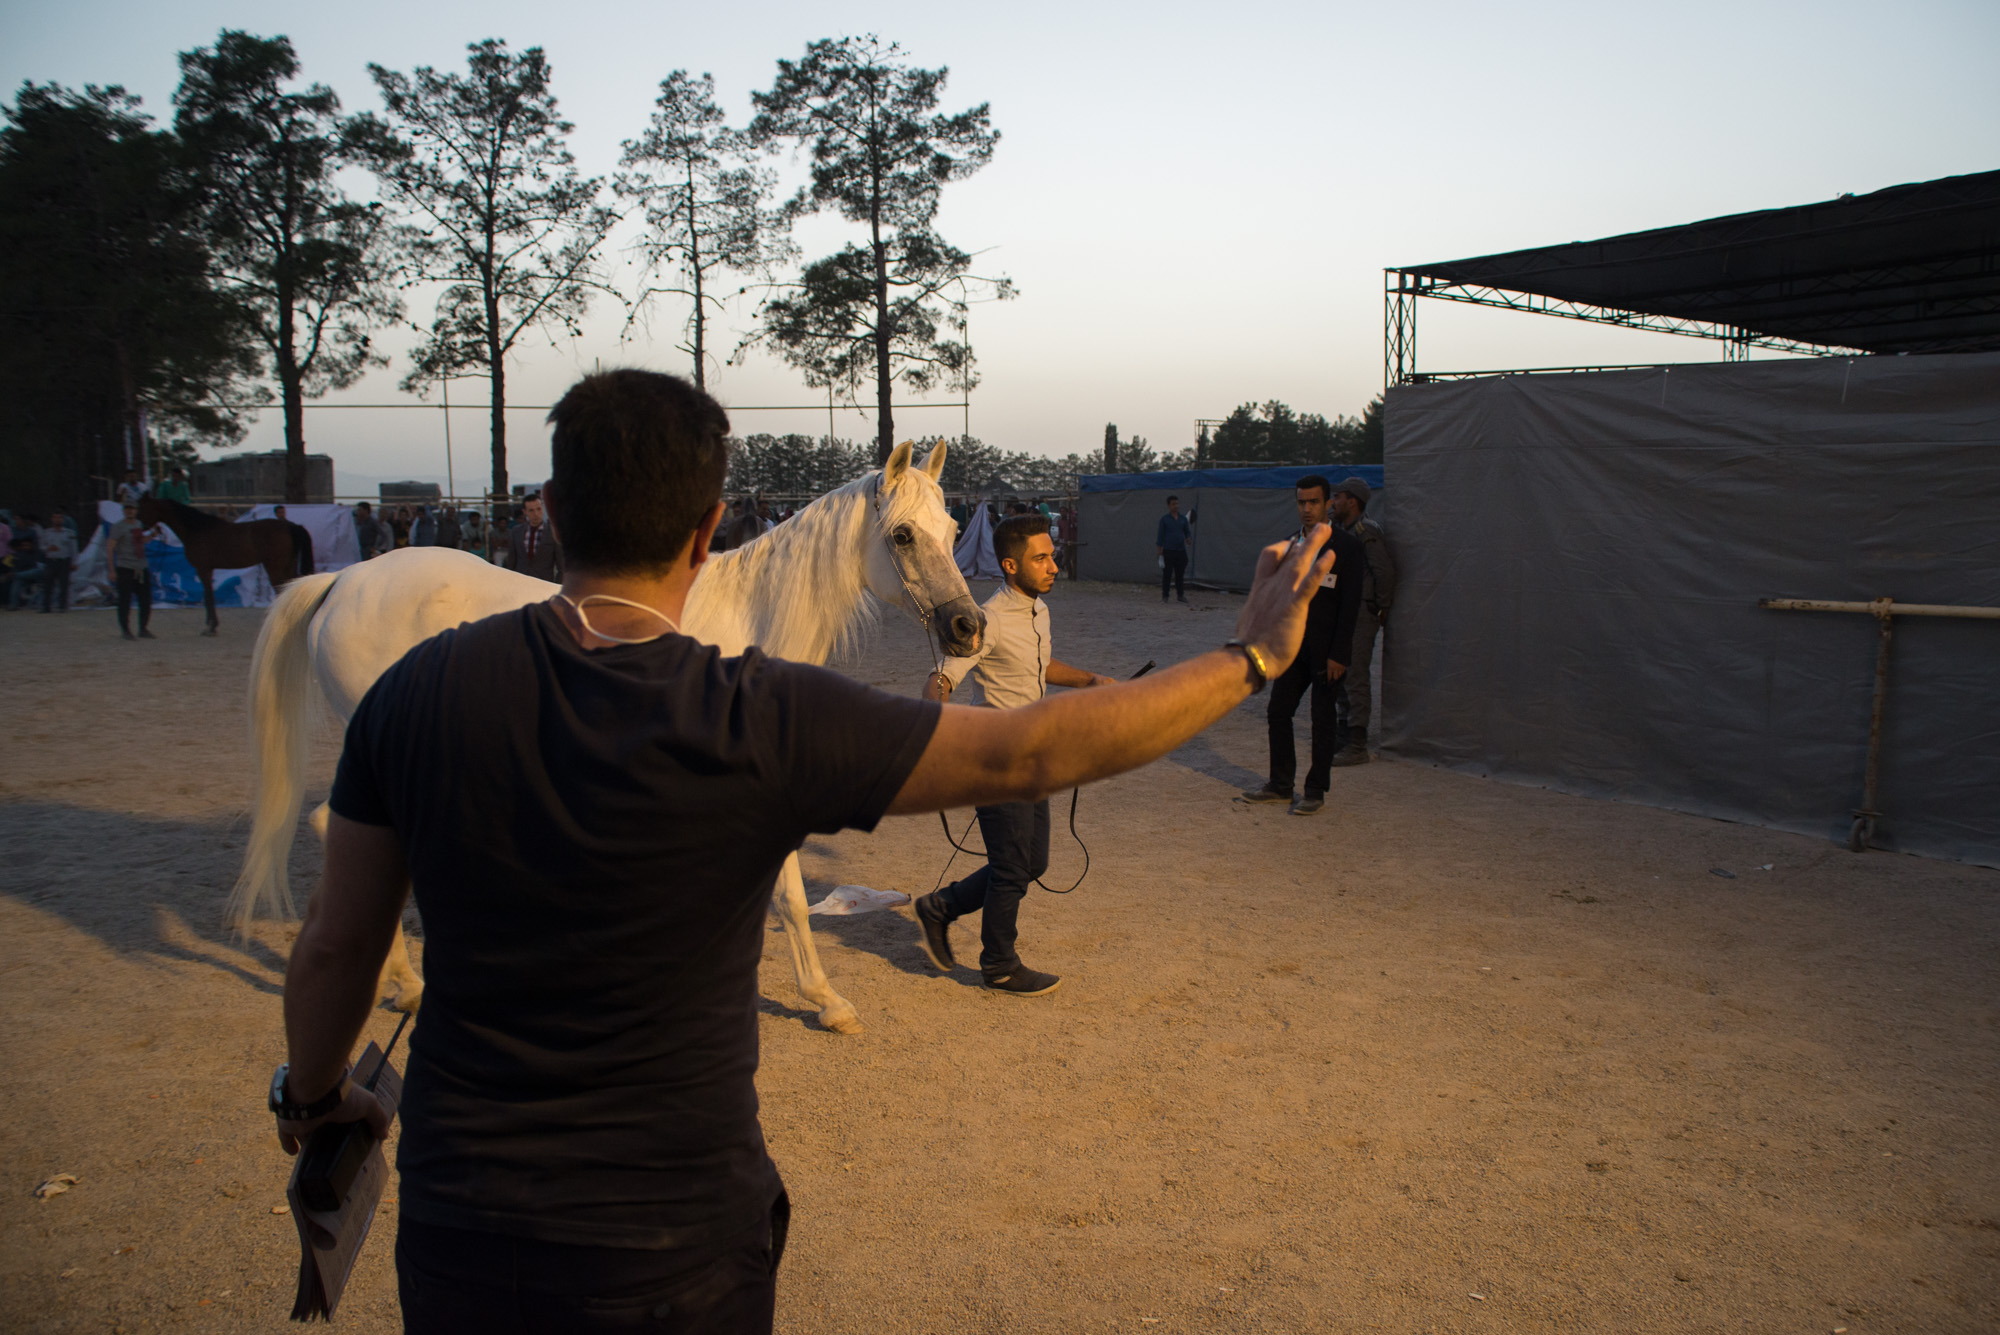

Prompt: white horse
xmin=232 ymin=441 xmax=982 ymax=1034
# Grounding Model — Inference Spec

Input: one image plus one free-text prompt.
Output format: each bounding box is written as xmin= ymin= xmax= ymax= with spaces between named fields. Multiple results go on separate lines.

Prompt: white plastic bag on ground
xmin=808 ymin=885 xmax=911 ymax=916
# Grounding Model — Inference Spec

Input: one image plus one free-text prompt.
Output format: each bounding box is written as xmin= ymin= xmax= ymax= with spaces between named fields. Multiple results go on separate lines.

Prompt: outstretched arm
xmin=1046 ymin=659 xmax=1115 ymax=689
xmin=890 ymin=527 xmax=1336 ymax=814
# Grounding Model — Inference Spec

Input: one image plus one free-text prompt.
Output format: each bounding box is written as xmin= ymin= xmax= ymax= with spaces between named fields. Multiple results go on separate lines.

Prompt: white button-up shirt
xmin=940 ymin=582 xmax=1050 ymax=710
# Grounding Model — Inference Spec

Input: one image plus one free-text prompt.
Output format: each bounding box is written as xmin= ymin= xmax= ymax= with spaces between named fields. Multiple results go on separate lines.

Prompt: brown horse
xmin=136 ymin=497 xmax=311 ymax=635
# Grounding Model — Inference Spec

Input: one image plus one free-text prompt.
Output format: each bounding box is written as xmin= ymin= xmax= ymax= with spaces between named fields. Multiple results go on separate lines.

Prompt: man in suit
xmin=504 ymin=493 xmax=561 ymax=581
xmin=1237 ymin=475 xmax=1365 ymax=815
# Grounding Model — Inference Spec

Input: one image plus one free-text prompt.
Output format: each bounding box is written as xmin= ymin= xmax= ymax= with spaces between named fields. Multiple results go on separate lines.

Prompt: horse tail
xmin=228 ymin=569 xmax=338 ymax=931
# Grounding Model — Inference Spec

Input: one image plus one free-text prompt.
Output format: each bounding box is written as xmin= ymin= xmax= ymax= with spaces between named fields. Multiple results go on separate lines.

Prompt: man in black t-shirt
xmin=270 ymin=369 xmax=1340 ymax=1334
xmin=1237 ymin=475 xmax=1365 ymax=816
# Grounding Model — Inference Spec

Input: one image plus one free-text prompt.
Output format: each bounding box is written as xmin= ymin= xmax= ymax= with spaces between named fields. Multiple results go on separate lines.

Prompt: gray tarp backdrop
xmin=1381 ymin=353 xmax=2000 ymax=866
xmin=1076 ymin=465 xmax=1386 ymax=589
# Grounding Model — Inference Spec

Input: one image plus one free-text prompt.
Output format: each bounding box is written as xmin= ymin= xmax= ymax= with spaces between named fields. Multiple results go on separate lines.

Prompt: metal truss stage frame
xmin=1384 ymin=169 xmax=2000 ymax=386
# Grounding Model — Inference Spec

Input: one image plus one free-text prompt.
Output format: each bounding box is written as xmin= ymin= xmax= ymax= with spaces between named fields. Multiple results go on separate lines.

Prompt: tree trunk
xmin=279 ymin=297 xmax=307 ymax=503
xmin=872 ymin=236 xmax=893 ymax=466
xmin=488 ymin=318 xmax=508 ymax=516
xmin=686 ymin=169 xmax=705 ymax=392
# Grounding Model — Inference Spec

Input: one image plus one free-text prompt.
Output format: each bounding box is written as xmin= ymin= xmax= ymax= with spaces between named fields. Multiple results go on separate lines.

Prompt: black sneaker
xmin=138 ymin=628 xmax=156 ymax=639
xmin=984 ymin=967 xmax=1061 ymax=996
xmin=913 ymin=893 xmax=955 ymax=971
xmin=1290 ymin=791 xmax=1325 ymax=815
xmin=1238 ymin=785 xmax=1291 ymax=804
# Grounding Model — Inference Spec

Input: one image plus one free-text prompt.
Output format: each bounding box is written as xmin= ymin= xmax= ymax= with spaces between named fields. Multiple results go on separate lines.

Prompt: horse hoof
xmin=817 ymin=999 xmax=864 ymax=1034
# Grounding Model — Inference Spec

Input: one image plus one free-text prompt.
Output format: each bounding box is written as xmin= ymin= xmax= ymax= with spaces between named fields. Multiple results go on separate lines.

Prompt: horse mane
xmin=149 ymin=497 xmax=228 ymax=536
xmin=688 ymin=474 xmax=880 ymax=664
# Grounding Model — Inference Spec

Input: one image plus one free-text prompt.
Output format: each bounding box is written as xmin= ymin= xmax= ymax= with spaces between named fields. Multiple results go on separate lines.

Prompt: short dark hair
xmin=993 ymin=513 xmax=1051 ymax=570
xmin=356 ymin=501 xmax=372 ymax=512
xmin=1295 ymin=474 xmax=1331 ymax=500
xmin=1166 ymin=494 xmax=1178 ymax=504
xmin=544 ymin=370 xmax=730 ymax=573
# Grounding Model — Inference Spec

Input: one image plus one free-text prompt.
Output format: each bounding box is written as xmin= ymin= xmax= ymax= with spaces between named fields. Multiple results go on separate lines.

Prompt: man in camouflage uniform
xmin=1330 ymin=477 xmax=1395 ymax=765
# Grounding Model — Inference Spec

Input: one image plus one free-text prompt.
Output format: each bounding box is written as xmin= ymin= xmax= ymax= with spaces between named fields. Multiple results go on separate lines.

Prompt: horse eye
xmin=893 ymin=527 xmax=914 ymax=547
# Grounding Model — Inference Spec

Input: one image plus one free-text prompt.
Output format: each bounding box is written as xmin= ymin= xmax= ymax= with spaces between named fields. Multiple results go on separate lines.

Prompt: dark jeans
xmin=937 ymin=798 xmax=1050 ymax=977
xmin=396 ymin=1192 xmax=789 ymax=1334
xmin=1161 ymin=549 xmax=1187 ymax=599
xmin=40 ymin=556 xmax=70 ymax=611
xmin=115 ymin=566 xmax=151 ymax=634
xmin=1267 ymin=651 xmax=1337 ymax=796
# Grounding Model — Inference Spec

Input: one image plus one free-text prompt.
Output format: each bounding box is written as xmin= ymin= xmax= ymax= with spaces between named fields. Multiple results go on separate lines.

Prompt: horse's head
xmin=135 ymin=495 xmax=166 ymax=527
xmin=864 ymin=440 xmax=984 ymax=659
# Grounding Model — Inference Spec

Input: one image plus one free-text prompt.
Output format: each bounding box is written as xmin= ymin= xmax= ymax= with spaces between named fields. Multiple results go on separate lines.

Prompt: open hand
xmin=1235 ymin=525 xmax=1336 ymax=679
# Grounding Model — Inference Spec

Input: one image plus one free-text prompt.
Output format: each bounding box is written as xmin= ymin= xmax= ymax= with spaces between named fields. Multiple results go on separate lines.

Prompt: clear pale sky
xmin=7 ymin=0 xmax=1997 ymax=491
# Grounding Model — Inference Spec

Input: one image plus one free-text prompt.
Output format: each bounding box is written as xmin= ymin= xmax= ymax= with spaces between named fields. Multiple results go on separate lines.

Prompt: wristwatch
xmin=1224 ymin=639 xmax=1269 ymax=693
xmin=269 ymin=1063 xmax=352 ymax=1122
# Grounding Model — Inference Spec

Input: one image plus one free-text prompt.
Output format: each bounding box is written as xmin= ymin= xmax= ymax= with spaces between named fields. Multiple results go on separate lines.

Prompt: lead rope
xmin=929 ymin=661 xmax=1151 ymax=897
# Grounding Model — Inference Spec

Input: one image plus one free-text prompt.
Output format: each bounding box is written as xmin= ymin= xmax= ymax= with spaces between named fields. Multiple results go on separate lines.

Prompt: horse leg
xmin=201 ymin=570 xmax=218 ymax=635
xmin=771 ymin=853 xmax=861 ymax=1034
xmin=308 ymin=800 xmax=424 ymax=1012
xmin=378 ymin=923 xmax=425 ymax=1013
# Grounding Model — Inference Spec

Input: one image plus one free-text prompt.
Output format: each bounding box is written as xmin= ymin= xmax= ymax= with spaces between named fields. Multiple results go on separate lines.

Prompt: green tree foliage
xmin=359 ymin=40 xmax=617 ymax=504
xmin=724 ymin=433 xmax=874 ymax=496
xmin=174 ymin=30 xmax=402 ymax=503
xmin=0 ymin=83 xmax=250 ymax=516
xmin=1208 ymin=399 xmax=1370 ymax=467
xmin=1357 ymin=395 xmax=1384 ymax=465
xmin=617 ymin=71 xmax=789 ymax=391
xmin=746 ymin=35 xmax=1013 ymax=465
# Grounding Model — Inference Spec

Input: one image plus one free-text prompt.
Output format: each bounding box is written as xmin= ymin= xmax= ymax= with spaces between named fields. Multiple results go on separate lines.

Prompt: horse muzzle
xmin=938 ymin=598 xmax=986 ymax=658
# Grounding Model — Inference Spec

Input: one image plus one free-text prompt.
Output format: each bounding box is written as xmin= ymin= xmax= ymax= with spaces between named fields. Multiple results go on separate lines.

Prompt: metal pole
xmin=442 ymin=376 xmax=456 ymax=504
xmin=1758 ymin=594 xmax=1998 ymax=853
xmin=1758 ymin=597 xmax=2000 ymax=620
xmin=1854 ymin=599 xmax=1894 ymax=850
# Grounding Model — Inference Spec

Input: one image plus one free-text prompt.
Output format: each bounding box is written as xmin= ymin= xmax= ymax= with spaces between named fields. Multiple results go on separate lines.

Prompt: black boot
xmin=1331 ymin=727 xmax=1369 ymax=766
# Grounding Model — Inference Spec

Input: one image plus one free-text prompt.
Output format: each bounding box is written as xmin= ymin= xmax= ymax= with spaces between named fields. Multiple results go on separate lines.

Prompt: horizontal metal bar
xmin=154 ymin=401 xmax=969 ymax=412
xmin=1408 ymin=362 xmax=1719 ymax=382
xmin=1759 ymin=597 xmax=2000 ymax=619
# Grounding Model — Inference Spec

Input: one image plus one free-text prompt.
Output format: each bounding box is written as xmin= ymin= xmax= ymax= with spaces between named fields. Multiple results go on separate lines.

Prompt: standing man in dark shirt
xmin=1329 ymin=477 xmax=1396 ymax=766
xmin=352 ymin=502 xmax=385 ymax=560
xmin=504 ymin=493 xmax=561 ymax=581
xmin=268 ymin=368 xmax=1337 ymax=1334
xmin=1239 ymin=475 xmax=1365 ymax=815
xmin=1156 ymin=494 xmax=1192 ymax=604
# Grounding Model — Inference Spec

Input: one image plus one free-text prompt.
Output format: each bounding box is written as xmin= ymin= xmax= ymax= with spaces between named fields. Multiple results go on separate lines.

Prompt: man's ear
xmin=689 ymin=499 xmax=727 ymax=569
xmin=540 ymin=482 xmax=559 ymax=542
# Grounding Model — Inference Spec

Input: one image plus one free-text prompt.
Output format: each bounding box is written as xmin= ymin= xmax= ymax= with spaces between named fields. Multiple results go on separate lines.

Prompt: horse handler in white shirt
xmin=916 ymin=514 xmax=1119 ymax=995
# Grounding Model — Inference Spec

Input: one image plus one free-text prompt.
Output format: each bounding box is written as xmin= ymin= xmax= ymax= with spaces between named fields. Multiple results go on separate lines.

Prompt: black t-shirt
xmin=329 ymin=603 xmax=939 ymax=1248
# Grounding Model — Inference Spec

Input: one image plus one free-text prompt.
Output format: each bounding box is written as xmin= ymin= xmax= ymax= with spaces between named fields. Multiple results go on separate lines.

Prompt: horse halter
xmin=873 ymin=472 xmax=948 ymax=675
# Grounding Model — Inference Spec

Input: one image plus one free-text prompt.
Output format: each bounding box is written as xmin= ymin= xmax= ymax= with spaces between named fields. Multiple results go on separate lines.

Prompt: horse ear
xmin=920 ymin=440 xmax=947 ymax=482
xmin=884 ymin=439 xmax=915 ymax=485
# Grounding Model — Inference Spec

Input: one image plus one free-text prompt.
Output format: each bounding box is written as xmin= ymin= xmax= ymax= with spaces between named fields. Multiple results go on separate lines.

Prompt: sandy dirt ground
xmin=2 ymin=580 xmax=1996 ymax=1335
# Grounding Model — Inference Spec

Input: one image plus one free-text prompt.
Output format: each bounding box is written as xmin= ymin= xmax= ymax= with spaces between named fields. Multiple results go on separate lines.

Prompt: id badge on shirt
xmin=1318 ymin=568 xmax=1339 ymax=591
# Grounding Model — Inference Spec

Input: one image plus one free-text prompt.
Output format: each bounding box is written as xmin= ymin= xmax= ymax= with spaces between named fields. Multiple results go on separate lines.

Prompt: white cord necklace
xmin=558 ymin=593 xmax=681 ymax=646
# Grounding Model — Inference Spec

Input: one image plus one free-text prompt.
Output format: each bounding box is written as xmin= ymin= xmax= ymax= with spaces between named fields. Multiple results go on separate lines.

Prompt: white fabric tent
xmin=953 ymin=505 xmax=1002 ymax=579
